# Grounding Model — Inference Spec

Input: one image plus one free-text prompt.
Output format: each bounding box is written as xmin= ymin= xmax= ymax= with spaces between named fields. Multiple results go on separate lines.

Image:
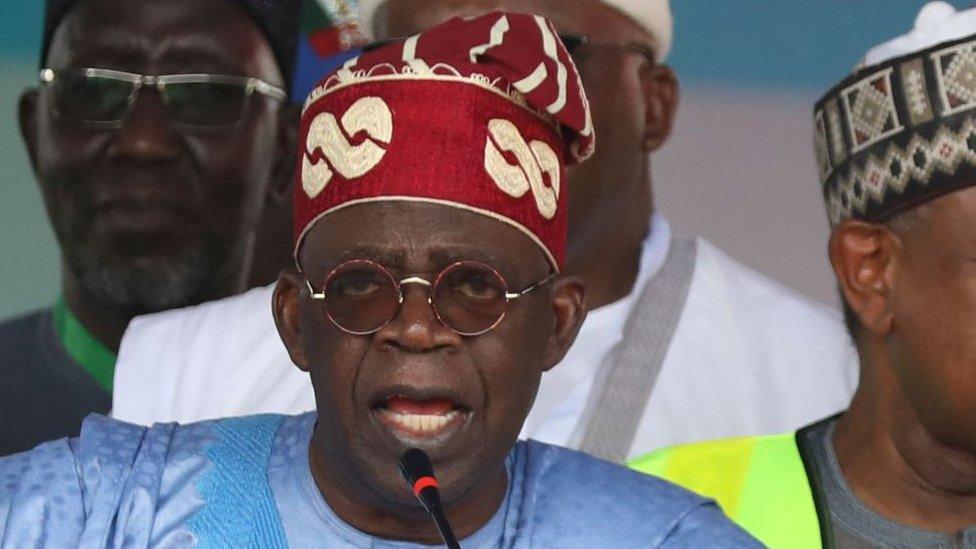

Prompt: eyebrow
xmin=333 ymin=247 xmax=407 ymax=267
xmin=428 ymin=248 xmax=507 ymax=269
xmin=60 ymin=35 xmax=149 ymax=70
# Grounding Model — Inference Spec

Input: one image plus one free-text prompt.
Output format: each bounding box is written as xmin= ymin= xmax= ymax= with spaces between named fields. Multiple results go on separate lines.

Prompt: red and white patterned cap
xmin=294 ymin=11 xmax=594 ymax=270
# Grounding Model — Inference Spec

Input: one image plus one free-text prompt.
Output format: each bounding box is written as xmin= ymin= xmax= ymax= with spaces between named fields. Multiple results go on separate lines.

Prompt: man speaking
xmin=0 ymin=13 xmax=755 ymax=548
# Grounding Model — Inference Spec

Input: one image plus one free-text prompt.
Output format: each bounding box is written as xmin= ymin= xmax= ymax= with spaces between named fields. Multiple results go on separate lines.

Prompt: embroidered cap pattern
xmin=815 ymin=33 xmax=976 ymax=226
xmin=293 ymin=12 xmax=594 ymax=271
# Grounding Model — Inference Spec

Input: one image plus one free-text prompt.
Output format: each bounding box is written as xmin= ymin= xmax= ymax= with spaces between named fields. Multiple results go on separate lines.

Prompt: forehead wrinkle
xmin=428 ymin=248 xmax=504 ymax=268
xmin=56 ymin=33 xmax=248 ymax=74
xmin=47 ymin=0 xmax=281 ymax=83
xmin=155 ymin=36 xmax=269 ymax=76
xmin=311 ymin=238 xmax=532 ymax=279
xmin=335 ymin=246 xmax=405 ymax=267
xmin=304 ymin=203 xmax=552 ymax=278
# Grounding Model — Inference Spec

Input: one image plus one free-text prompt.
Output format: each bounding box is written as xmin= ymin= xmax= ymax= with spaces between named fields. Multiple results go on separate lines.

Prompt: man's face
xmin=283 ymin=202 xmax=576 ymax=510
xmin=378 ymin=0 xmax=665 ymax=260
xmin=886 ymin=187 xmax=976 ymax=452
xmin=22 ymin=0 xmax=287 ymax=312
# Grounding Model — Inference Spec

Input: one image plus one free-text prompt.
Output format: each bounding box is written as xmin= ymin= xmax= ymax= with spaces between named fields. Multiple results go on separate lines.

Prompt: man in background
xmin=113 ymin=0 xmax=858 ymax=462
xmin=633 ymin=3 xmax=976 ymax=546
xmin=0 ymin=0 xmax=302 ymax=455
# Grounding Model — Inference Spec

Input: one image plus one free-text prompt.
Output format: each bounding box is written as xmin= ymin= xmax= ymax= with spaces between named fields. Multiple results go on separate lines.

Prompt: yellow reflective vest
xmin=630 ymin=431 xmax=826 ymax=549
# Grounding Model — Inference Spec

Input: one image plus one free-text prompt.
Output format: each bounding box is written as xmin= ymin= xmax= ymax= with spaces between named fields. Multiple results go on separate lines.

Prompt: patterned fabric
xmin=186 ymin=415 xmax=288 ymax=548
xmin=0 ymin=413 xmax=759 ymax=547
xmin=294 ymin=12 xmax=593 ymax=270
xmin=41 ymin=0 xmax=303 ymax=88
xmin=815 ymin=32 xmax=976 ymax=226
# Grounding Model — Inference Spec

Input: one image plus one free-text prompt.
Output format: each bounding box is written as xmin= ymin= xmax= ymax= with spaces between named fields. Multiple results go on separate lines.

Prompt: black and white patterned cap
xmin=814 ymin=2 xmax=976 ymax=226
xmin=41 ymin=0 xmax=302 ymax=89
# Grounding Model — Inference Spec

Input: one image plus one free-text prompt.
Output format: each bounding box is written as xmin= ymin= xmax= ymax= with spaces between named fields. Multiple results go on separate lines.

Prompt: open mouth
xmin=373 ymin=395 xmax=471 ymax=442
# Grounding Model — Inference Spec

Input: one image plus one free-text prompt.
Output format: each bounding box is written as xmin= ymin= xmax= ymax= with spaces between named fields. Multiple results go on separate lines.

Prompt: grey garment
xmin=0 ymin=308 xmax=110 ymax=456
xmin=800 ymin=417 xmax=976 ymax=549
xmin=577 ymin=236 xmax=698 ymax=462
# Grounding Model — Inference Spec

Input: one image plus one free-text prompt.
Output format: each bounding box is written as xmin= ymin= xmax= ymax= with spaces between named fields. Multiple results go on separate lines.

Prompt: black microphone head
xmin=398 ymin=448 xmax=444 ymax=515
xmin=398 ymin=448 xmax=435 ymax=485
xmin=397 ymin=449 xmax=459 ymax=548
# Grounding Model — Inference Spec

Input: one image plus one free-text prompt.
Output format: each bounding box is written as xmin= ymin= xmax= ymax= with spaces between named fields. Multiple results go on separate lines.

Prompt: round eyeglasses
xmin=304 ymin=260 xmax=556 ymax=337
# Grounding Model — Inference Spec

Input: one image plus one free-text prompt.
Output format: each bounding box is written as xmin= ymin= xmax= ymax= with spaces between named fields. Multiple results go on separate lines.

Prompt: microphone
xmin=398 ymin=448 xmax=461 ymax=549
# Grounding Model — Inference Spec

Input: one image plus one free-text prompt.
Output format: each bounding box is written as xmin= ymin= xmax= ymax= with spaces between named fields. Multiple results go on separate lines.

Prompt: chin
xmin=345 ymin=429 xmax=502 ymax=514
xmin=73 ymin=252 xmax=211 ymax=312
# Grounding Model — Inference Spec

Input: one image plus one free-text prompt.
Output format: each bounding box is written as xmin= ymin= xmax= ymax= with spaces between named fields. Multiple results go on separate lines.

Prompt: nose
xmin=107 ymin=85 xmax=181 ymax=163
xmin=375 ymin=282 xmax=460 ymax=352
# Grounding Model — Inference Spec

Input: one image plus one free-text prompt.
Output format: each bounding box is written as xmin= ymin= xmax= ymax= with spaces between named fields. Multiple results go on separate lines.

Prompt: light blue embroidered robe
xmin=0 ymin=413 xmax=758 ymax=547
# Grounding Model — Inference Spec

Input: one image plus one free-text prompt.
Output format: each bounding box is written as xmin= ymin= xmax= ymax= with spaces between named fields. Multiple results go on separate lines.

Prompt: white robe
xmin=113 ymin=217 xmax=858 ymax=457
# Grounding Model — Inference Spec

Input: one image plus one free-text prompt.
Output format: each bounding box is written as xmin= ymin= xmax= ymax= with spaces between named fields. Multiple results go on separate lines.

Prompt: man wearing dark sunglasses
xmin=0 ymin=0 xmax=301 ymax=455
xmin=0 ymin=14 xmax=756 ymax=547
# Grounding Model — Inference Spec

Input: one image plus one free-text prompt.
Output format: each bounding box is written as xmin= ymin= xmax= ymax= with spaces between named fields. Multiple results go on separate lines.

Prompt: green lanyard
xmin=52 ymin=297 xmax=116 ymax=393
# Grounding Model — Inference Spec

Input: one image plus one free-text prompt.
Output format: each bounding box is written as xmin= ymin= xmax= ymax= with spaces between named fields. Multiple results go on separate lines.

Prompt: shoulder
xmin=0 ymin=308 xmax=49 ymax=349
xmin=630 ymin=433 xmax=821 ymax=548
xmin=121 ymin=284 xmax=275 ymax=348
xmin=0 ymin=415 xmax=152 ymax=545
xmin=520 ymin=439 xmax=707 ymax=509
xmin=516 ymin=441 xmax=758 ymax=547
xmin=0 ymin=307 xmax=108 ymax=456
xmin=676 ymin=237 xmax=857 ymax=384
xmin=2 ymin=413 xmax=289 ymax=498
xmin=1 ymin=413 xmax=295 ymax=546
xmin=114 ymin=285 xmax=302 ymax=425
xmin=691 ymin=238 xmax=842 ymax=327
xmin=630 ymin=432 xmax=802 ymax=483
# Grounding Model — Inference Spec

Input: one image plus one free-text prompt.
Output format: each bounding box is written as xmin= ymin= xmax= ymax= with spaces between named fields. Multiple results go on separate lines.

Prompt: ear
xmin=542 ymin=275 xmax=587 ymax=372
xmin=640 ymin=64 xmax=679 ymax=152
xmin=19 ymin=88 xmax=40 ymax=175
xmin=273 ymin=268 xmax=311 ymax=372
xmin=829 ymin=220 xmax=899 ymax=336
xmin=267 ymin=103 xmax=300 ymax=206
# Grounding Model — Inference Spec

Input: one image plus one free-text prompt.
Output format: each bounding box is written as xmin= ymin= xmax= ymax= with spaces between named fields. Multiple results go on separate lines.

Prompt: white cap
xmin=600 ymin=0 xmax=673 ymax=61
xmin=356 ymin=0 xmax=674 ymax=61
xmin=864 ymin=1 xmax=976 ymax=66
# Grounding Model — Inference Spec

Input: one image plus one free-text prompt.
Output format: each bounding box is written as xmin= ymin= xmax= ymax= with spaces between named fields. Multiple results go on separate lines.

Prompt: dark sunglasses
xmin=557 ymin=33 xmax=656 ymax=64
xmin=39 ymin=68 xmax=287 ymax=130
xmin=303 ymin=259 xmax=556 ymax=337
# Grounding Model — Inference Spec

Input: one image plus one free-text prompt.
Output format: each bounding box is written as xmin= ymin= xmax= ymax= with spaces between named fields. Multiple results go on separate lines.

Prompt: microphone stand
xmin=398 ymin=448 xmax=462 ymax=549
xmin=428 ymin=506 xmax=461 ymax=549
